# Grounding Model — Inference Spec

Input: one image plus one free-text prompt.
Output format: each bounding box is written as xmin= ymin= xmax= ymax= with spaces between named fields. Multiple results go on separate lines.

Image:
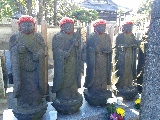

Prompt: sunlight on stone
xmin=130 ymin=109 xmax=139 ymax=115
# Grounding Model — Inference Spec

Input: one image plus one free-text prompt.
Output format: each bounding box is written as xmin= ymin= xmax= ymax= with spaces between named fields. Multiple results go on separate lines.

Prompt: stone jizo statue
xmin=52 ymin=17 xmax=83 ymax=114
xmin=84 ymin=19 xmax=112 ymax=106
xmin=115 ymin=22 xmax=139 ymax=100
xmin=10 ymin=15 xmax=47 ymax=120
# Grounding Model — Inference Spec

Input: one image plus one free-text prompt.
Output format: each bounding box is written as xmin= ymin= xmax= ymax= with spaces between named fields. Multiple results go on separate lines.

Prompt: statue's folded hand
xmin=33 ymin=53 xmax=38 ymax=61
xmin=131 ymin=43 xmax=139 ymax=47
xmin=18 ymin=45 xmax=26 ymax=53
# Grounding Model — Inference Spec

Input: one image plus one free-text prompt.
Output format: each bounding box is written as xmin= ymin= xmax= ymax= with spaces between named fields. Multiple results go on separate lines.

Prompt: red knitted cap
xmin=59 ymin=17 xmax=74 ymax=27
xmin=18 ymin=15 xmax=36 ymax=26
xmin=93 ymin=19 xmax=106 ymax=27
xmin=124 ymin=22 xmax=133 ymax=25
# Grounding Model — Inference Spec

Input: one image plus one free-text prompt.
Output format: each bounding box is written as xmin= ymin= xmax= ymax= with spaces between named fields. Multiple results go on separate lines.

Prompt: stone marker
xmin=52 ymin=17 xmax=83 ymax=114
xmin=114 ymin=22 xmax=139 ymax=100
xmin=9 ymin=15 xmax=47 ymax=120
xmin=0 ymin=50 xmax=7 ymax=94
xmin=139 ymin=0 xmax=160 ymax=119
xmin=84 ymin=19 xmax=112 ymax=106
xmin=0 ymin=58 xmax=7 ymax=115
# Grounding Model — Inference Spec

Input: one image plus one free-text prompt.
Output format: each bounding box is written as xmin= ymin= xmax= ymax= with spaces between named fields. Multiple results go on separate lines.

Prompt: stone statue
xmin=52 ymin=17 xmax=83 ymax=114
xmin=9 ymin=15 xmax=47 ymax=120
xmin=84 ymin=19 xmax=112 ymax=106
xmin=115 ymin=22 xmax=139 ymax=100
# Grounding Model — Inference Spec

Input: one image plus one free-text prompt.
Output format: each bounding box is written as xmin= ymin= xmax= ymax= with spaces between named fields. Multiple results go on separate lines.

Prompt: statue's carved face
xmin=94 ymin=24 xmax=106 ymax=34
xmin=123 ymin=24 xmax=133 ymax=33
xmin=19 ymin=22 xmax=35 ymax=34
xmin=61 ymin=23 xmax=74 ymax=34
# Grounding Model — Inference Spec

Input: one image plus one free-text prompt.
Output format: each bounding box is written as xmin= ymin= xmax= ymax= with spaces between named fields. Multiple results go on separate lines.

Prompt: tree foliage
xmin=72 ymin=9 xmax=98 ymax=23
xmin=137 ymin=0 xmax=151 ymax=15
xmin=0 ymin=0 xmax=98 ymax=26
xmin=44 ymin=0 xmax=80 ymax=25
xmin=0 ymin=0 xmax=15 ymax=21
xmin=0 ymin=0 xmax=33 ymax=21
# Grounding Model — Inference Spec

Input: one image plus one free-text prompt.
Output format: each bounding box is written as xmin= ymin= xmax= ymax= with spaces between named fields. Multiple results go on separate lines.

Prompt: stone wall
xmin=0 ymin=25 xmax=59 ymax=61
xmin=0 ymin=24 xmax=119 ymax=62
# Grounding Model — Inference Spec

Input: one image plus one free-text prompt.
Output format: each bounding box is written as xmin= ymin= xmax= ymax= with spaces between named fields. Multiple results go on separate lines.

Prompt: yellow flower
xmin=135 ymin=98 xmax=141 ymax=104
xmin=116 ymin=108 xmax=125 ymax=117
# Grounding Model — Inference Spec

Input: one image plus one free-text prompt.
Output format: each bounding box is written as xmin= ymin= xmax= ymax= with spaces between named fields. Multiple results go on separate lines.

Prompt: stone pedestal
xmin=13 ymin=100 xmax=47 ymax=120
xmin=84 ymin=89 xmax=112 ymax=107
xmin=3 ymin=102 xmax=56 ymax=120
xmin=52 ymin=93 xmax=83 ymax=114
xmin=116 ymin=87 xmax=138 ymax=100
xmin=6 ymin=87 xmax=48 ymax=120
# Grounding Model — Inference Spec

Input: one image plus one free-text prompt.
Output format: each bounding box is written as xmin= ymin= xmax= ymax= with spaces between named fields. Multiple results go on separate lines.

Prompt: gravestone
xmin=139 ymin=0 xmax=160 ymax=119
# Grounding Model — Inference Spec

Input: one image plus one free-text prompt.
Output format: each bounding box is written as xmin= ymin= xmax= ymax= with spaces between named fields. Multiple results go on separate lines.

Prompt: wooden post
xmin=108 ymin=26 xmax=114 ymax=45
xmin=54 ymin=0 xmax=57 ymax=26
xmin=11 ymin=19 xmax=19 ymax=34
xmin=86 ymin=23 xmax=91 ymax=38
xmin=41 ymin=20 xmax=48 ymax=95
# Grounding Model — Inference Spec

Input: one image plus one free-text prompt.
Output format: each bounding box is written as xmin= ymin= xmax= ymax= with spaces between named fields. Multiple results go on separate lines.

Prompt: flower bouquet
xmin=106 ymin=103 xmax=125 ymax=120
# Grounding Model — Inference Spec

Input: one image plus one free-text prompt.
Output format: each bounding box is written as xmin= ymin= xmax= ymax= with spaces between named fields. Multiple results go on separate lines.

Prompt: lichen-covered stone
xmin=114 ymin=22 xmax=139 ymax=100
xmin=140 ymin=0 xmax=160 ymax=119
xmin=84 ymin=20 xmax=112 ymax=106
xmin=10 ymin=15 xmax=47 ymax=120
xmin=52 ymin=17 xmax=83 ymax=114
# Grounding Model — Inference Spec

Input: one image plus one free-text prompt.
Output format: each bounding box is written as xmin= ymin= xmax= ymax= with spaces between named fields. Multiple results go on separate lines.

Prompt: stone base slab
xmin=4 ymin=100 xmax=139 ymax=120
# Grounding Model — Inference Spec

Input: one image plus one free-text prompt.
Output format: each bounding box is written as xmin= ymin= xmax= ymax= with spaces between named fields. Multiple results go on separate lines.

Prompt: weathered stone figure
xmin=84 ymin=19 xmax=112 ymax=106
xmin=52 ymin=17 xmax=83 ymax=114
xmin=115 ymin=22 xmax=139 ymax=100
xmin=140 ymin=1 xmax=160 ymax=119
xmin=10 ymin=15 xmax=47 ymax=120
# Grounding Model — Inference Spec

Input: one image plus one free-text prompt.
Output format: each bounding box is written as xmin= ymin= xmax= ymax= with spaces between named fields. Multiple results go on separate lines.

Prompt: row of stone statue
xmin=9 ymin=15 xmax=145 ymax=120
